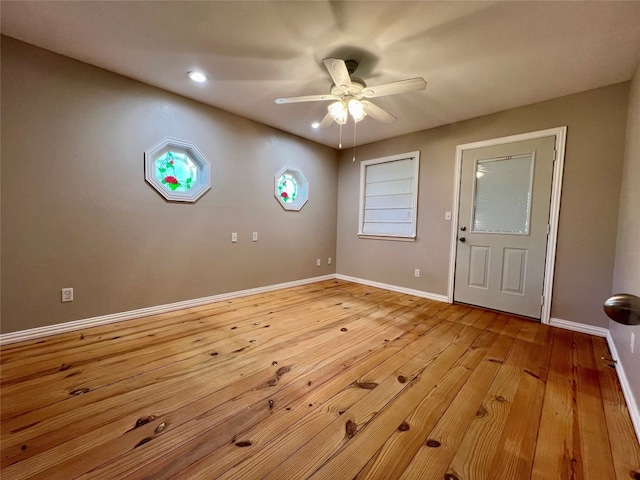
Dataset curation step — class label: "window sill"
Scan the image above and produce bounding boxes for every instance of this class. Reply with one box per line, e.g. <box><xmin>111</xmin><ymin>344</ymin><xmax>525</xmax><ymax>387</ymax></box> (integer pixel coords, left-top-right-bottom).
<box><xmin>357</xmin><ymin>234</ymin><xmax>416</xmax><ymax>242</ymax></box>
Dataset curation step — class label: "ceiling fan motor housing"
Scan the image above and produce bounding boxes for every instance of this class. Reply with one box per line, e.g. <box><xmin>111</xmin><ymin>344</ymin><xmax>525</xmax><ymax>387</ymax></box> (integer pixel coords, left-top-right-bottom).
<box><xmin>329</xmin><ymin>59</ymin><xmax>368</xmax><ymax>97</ymax></box>
<box><xmin>344</xmin><ymin>59</ymin><xmax>359</xmax><ymax>75</ymax></box>
<box><xmin>331</xmin><ymin>80</ymin><xmax>366</xmax><ymax>97</ymax></box>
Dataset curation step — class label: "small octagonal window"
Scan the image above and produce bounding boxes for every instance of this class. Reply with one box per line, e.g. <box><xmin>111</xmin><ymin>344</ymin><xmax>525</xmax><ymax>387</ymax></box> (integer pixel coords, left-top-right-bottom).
<box><xmin>145</xmin><ymin>138</ymin><xmax>211</xmax><ymax>202</ymax></box>
<box><xmin>275</xmin><ymin>166</ymin><xmax>308</xmax><ymax>211</ymax></box>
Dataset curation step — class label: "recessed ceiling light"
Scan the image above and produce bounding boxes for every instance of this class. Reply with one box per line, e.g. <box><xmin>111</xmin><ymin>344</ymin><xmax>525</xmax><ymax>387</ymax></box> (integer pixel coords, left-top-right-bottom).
<box><xmin>311</xmin><ymin>122</ymin><xmax>320</xmax><ymax>129</ymax></box>
<box><xmin>188</xmin><ymin>71</ymin><xmax>208</xmax><ymax>83</ymax></box>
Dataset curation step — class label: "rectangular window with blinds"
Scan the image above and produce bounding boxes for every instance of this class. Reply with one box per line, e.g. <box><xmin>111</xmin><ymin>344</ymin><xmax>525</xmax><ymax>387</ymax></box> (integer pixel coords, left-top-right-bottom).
<box><xmin>472</xmin><ymin>154</ymin><xmax>534</xmax><ymax>234</ymax></box>
<box><xmin>358</xmin><ymin>151</ymin><xmax>420</xmax><ymax>240</ymax></box>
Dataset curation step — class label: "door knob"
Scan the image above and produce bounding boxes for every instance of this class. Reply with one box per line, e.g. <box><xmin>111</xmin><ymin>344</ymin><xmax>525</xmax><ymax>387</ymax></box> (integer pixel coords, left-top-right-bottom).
<box><xmin>459</xmin><ymin>237</ymin><xmax>466</xmax><ymax>243</ymax></box>
<box><xmin>460</xmin><ymin>226</ymin><xmax>467</xmax><ymax>231</ymax></box>
<box><xmin>604</xmin><ymin>294</ymin><xmax>640</xmax><ymax>325</ymax></box>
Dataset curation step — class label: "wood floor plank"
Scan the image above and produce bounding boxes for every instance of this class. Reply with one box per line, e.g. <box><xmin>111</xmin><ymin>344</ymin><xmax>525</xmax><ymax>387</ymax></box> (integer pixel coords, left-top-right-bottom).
<box><xmin>591</xmin><ymin>337</ymin><xmax>640</xmax><ymax>479</ymax></box>
<box><xmin>485</xmin><ymin>323</ymin><xmax>554</xmax><ymax>479</ymax></box>
<box><xmin>1</xmin><ymin>286</ymin><xmax>402</xmax><ymax>420</ymax></box>
<box><xmin>0</xmin><ymin>282</ymin><xmax>342</xmax><ymax>367</ymax></box>
<box><xmin>445</xmin><ymin>332</ymin><xmax>538</xmax><ymax>479</ymax></box>
<box><xmin>397</xmin><ymin>328</ymin><xmax>516</xmax><ymax>480</ymax></box>
<box><xmin>1</xmin><ymin>280</ymin><xmax>637</xmax><ymax>480</ymax></box>
<box><xmin>312</xmin><ymin>329</ymin><xmax>503</xmax><ymax>480</ymax></box>
<box><xmin>466</xmin><ymin>310</ymin><xmax>499</xmax><ymax>331</ymax></box>
<box><xmin>85</xmin><ymin>314</ymin><xmax>444</xmax><ymax>479</ymax></box>
<box><xmin>2</xmin><ymin>298</ymin><xmax>421</xmax><ymax>477</ymax></box>
<box><xmin>355</xmin><ymin>446</ymin><xmax>384</xmax><ymax>479</ymax></box>
<box><xmin>454</xmin><ymin>307</ymin><xmax>486</xmax><ymax>327</ymax></box>
<box><xmin>0</xmin><ymin>283</ymin><xmax>396</xmax><ymax>381</ymax></box>
<box><xmin>59</xmin><ymin>343</ymin><xmax>384</xmax><ymax>480</ymax></box>
<box><xmin>531</xmin><ymin>328</ymin><xmax>576</xmax><ymax>480</ymax></box>
<box><xmin>571</xmin><ymin>331</ymin><xmax>617</xmax><ymax>480</ymax></box>
<box><xmin>1</xmin><ymin>289</ymin><xmax>409</xmax><ymax>454</ymax></box>
<box><xmin>216</xmin><ymin>323</ymin><xmax>475</xmax><ymax>480</ymax></box>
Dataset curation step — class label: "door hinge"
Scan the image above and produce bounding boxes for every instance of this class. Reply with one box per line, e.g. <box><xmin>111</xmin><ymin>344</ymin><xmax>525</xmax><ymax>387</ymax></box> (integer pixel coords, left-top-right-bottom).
<box><xmin>553</xmin><ymin>149</ymin><xmax>557</xmax><ymax>161</ymax></box>
<box><xmin>541</xmin><ymin>295</ymin><xmax>545</xmax><ymax>306</ymax></box>
<box><xmin>547</xmin><ymin>224</ymin><xmax>551</xmax><ymax>235</ymax></box>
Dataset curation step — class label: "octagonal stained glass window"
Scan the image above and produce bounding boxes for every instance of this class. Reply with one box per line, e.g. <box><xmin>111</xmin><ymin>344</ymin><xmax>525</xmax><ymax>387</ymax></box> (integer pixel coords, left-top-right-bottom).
<box><xmin>145</xmin><ymin>138</ymin><xmax>211</xmax><ymax>202</ymax></box>
<box><xmin>275</xmin><ymin>166</ymin><xmax>308</xmax><ymax>211</ymax></box>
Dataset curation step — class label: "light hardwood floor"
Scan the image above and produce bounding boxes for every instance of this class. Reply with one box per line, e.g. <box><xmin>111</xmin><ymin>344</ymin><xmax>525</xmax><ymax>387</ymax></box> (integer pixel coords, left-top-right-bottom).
<box><xmin>1</xmin><ymin>280</ymin><xmax>639</xmax><ymax>479</ymax></box>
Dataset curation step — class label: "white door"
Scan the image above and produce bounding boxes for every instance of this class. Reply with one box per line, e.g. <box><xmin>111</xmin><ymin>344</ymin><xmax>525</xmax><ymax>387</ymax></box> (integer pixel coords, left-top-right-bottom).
<box><xmin>454</xmin><ymin>136</ymin><xmax>555</xmax><ymax>319</ymax></box>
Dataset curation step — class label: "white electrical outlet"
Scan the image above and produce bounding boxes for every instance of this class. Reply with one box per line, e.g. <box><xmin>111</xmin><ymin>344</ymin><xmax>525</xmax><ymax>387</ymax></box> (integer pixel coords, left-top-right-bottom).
<box><xmin>631</xmin><ymin>332</ymin><xmax>635</xmax><ymax>354</ymax></box>
<box><xmin>61</xmin><ymin>288</ymin><xmax>73</xmax><ymax>302</ymax></box>
<box><xmin>252</xmin><ymin>232</ymin><xmax>258</xmax><ymax>242</ymax></box>
<box><xmin>414</xmin><ymin>269</ymin><xmax>420</xmax><ymax>278</ymax></box>
<box><xmin>328</xmin><ymin>257</ymin><xmax>332</xmax><ymax>265</ymax></box>
<box><xmin>231</xmin><ymin>232</ymin><xmax>237</xmax><ymax>243</ymax></box>
<box><xmin>316</xmin><ymin>259</ymin><xmax>321</xmax><ymax>267</ymax></box>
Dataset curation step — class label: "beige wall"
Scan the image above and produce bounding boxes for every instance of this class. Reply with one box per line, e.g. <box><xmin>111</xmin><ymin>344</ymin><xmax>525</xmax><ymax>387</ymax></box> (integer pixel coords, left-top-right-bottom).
<box><xmin>0</xmin><ymin>37</ymin><xmax>338</xmax><ymax>334</ymax></box>
<box><xmin>610</xmin><ymin>60</ymin><xmax>640</xmax><ymax>411</ymax></box>
<box><xmin>337</xmin><ymin>83</ymin><xmax>629</xmax><ymax>328</ymax></box>
<box><xmin>0</xmin><ymin>35</ymin><xmax>632</xmax><ymax>338</ymax></box>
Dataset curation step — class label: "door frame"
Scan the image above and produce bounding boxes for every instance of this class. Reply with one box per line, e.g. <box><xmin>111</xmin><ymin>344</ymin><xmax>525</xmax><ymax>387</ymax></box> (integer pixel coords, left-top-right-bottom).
<box><xmin>447</xmin><ymin>126</ymin><xmax>567</xmax><ymax>324</ymax></box>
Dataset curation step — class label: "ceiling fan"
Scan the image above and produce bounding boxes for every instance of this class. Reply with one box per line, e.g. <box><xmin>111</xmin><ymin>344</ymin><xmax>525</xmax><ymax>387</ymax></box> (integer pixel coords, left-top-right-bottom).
<box><xmin>275</xmin><ymin>58</ymin><xmax>427</xmax><ymax>129</ymax></box>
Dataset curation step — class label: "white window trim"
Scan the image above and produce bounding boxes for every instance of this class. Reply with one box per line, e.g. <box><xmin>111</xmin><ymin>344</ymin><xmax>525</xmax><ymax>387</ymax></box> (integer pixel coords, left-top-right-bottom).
<box><xmin>358</xmin><ymin>151</ymin><xmax>420</xmax><ymax>241</ymax></box>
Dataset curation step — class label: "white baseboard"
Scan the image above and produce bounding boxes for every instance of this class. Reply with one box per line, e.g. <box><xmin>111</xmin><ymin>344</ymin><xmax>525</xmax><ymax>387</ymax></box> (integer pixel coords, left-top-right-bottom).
<box><xmin>606</xmin><ymin>331</ymin><xmax>640</xmax><ymax>443</ymax></box>
<box><xmin>335</xmin><ymin>274</ymin><xmax>449</xmax><ymax>303</ymax></box>
<box><xmin>549</xmin><ymin>317</ymin><xmax>608</xmax><ymax>337</ymax></box>
<box><xmin>0</xmin><ymin>274</ymin><xmax>446</xmax><ymax>346</ymax></box>
<box><xmin>0</xmin><ymin>275</ymin><xmax>336</xmax><ymax>346</ymax></box>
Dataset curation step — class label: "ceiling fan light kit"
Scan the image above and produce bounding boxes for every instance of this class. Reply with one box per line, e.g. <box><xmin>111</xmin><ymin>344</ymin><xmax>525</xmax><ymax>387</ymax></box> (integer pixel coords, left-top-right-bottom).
<box><xmin>347</xmin><ymin>98</ymin><xmax>366</xmax><ymax>122</ymax></box>
<box><xmin>328</xmin><ymin>100</ymin><xmax>349</xmax><ymax>125</ymax></box>
<box><xmin>274</xmin><ymin>57</ymin><xmax>426</xmax><ymax>152</ymax></box>
<box><xmin>327</xmin><ymin>97</ymin><xmax>366</xmax><ymax>125</ymax></box>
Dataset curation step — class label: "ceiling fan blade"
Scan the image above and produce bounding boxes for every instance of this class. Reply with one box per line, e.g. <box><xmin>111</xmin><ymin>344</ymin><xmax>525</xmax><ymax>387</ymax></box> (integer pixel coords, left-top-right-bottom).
<box><xmin>318</xmin><ymin>112</ymin><xmax>335</xmax><ymax>128</ymax></box>
<box><xmin>275</xmin><ymin>94</ymin><xmax>335</xmax><ymax>104</ymax></box>
<box><xmin>361</xmin><ymin>77</ymin><xmax>426</xmax><ymax>98</ymax></box>
<box><xmin>362</xmin><ymin>101</ymin><xmax>397</xmax><ymax>123</ymax></box>
<box><xmin>323</xmin><ymin>58</ymin><xmax>352</xmax><ymax>90</ymax></box>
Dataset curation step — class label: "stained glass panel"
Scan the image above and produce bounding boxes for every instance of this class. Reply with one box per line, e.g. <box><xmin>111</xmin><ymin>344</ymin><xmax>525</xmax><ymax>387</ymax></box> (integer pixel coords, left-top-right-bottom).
<box><xmin>277</xmin><ymin>173</ymin><xmax>298</xmax><ymax>203</ymax></box>
<box><xmin>154</xmin><ymin>151</ymin><xmax>198</xmax><ymax>193</ymax></box>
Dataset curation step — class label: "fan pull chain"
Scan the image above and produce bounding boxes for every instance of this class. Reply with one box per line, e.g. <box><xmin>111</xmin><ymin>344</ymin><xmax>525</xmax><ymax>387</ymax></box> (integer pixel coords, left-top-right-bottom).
<box><xmin>338</xmin><ymin>124</ymin><xmax>343</xmax><ymax>149</ymax></box>
<box><xmin>352</xmin><ymin>121</ymin><xmax>357</xmax><ymax>162</ymax></box>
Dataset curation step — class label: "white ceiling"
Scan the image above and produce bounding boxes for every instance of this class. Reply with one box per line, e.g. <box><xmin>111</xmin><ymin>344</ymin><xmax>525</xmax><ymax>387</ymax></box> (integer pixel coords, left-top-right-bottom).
<box><xmin>2</xmin><ymin>1</ymin><xmax>640</xmax><ymax>149</ymax></box>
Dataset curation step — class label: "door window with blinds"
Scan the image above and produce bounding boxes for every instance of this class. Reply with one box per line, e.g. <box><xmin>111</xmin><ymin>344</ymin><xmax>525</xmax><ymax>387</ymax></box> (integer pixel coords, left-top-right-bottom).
<box><xmin>358</xmin><ymin>151</ymin><xmax>420</xmax><ymax>240</ymax></box>
<box><xmin>472</xmin><ymin>153</ymin><xmax>534</xmax><ymax>234</ymax></box>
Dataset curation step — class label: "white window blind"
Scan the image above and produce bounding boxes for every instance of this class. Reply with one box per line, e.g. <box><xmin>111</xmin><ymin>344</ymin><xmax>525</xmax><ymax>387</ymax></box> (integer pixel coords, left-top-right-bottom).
<box><xmin>472</xmin><ymin>154</ymin><xmax>534</xmax><ymax>234</ymax></box>
<box><xmin>358</xmin><ymin>151</ymin><xmax>420</xmax><ymax>239</ymax></box>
